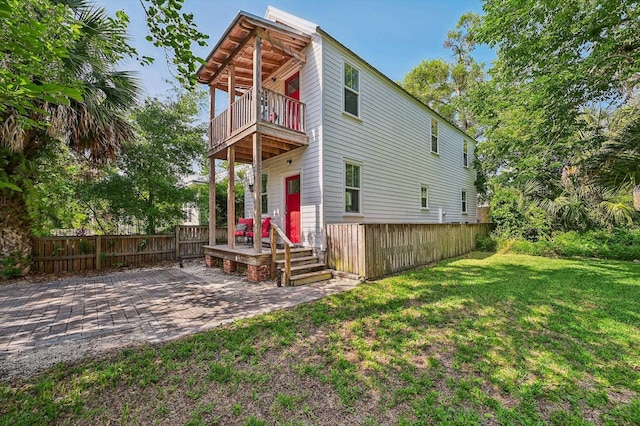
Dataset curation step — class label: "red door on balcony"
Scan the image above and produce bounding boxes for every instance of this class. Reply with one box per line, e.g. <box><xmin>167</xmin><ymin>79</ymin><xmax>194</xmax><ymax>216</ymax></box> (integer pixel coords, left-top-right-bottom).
<box><xmin>285</xmin><ymin>174</ymin><xmax>301</xmax><ymax>244</ymax></box>
<box><xmin>285</xmin><ymin>72</ymin><xmax>300</xmax><ymax>131</ymax></box>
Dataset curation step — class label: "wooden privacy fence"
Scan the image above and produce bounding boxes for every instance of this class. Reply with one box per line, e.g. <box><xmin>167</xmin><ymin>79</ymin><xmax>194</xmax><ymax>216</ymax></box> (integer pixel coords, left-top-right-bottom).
<box><xmin>31</xmin><ymin>226</ymin><xmax>227</xmax><ymax>274</ymax></box>
<box><xmin>326</xmin><ymin>223</ymin><xmax>492</xmax><ymax>280</ymax></box>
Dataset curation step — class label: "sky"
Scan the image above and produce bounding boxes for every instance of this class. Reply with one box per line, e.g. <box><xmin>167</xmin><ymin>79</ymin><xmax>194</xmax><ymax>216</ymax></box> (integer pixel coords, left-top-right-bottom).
<box><xmin>102</xmin><ymin>0</ymin><xmax>494</xmax><ymax>100</ymax></box>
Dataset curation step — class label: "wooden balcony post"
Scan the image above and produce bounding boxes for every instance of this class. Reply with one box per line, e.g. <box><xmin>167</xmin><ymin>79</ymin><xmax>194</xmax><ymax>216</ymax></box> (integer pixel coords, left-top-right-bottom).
<box><xmin>227</xmin><ymin>147</ymin><xmax>235</xmax><ymax>249</ymax></box>
<box><xmin>209</xmin><ymin>84</ymin><xmax>217</xmax><ymax>246</ymax></box>
<box><xmin>227</xmin><ymin>64</ymin><xmax>235</xmax><ymax>136</ymax></box>
<box><xmin>253</xmin><ymin>34</ymin><xmax>263</xmax><ymax>253</ymax></box>
<box><xmin>254</xmin><ymin>35</ymin><xmax>262</xmax><ymax>123</ymax></box>
<box><xmin>209</xmin><ymin>85</ymin><xmax>215</xmax><ymax>149</ymax></box>
<box><xmin>209</xmin><ymin>156</ymin><xmax>216</xmax><ymax>246</ymax></box>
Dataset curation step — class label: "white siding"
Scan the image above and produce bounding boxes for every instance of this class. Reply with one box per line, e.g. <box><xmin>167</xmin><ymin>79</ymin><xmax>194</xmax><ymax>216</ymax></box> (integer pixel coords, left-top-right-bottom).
<box><xmin>321</xmin><ymin>37</ymin><xmax>477</xmax><ymax>225</ymax></box>
<box><xmin>245</xmin><ymin>33</ymin><xmax>324</xmax><ymax>249</ymax></box>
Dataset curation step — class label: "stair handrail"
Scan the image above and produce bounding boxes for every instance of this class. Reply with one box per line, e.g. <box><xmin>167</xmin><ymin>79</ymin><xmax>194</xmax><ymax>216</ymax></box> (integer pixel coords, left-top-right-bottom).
<box><xmin>270</xmin><ymin>222</ymin><xmax>295</xmax><ymax>286</ymax></box>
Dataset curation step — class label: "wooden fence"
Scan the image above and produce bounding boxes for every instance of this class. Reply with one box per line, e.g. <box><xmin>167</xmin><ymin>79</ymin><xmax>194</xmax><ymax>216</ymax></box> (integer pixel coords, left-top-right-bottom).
<box><xmin>326</xmin><ymin>223</ymin><xmax>492</xmax><ymax>280</ymax></box>
<box><xmin>31</xmin><ymin>226</ymin><xmax>227</xmax><ymax>274</ymax></box>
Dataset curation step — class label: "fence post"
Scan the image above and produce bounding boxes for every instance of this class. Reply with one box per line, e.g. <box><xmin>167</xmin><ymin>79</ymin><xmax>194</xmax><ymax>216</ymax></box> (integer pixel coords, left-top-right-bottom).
<box><xmin>95</xmin><ymin>235</ymin><xmax>102</xmax><ymax>270</ymax></box>
<box><xmin>175</xmin><ymin>225</ymin><xmax>180</xmax><ymax>260</ymax></box>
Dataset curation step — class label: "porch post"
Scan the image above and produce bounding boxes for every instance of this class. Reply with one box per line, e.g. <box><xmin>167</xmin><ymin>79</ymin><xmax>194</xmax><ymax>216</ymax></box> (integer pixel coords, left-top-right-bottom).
<box><xmin>227</xmin><ymin>64</ymin><xmax>236</xmax><ymax>249</ymax></box>
<box><xmin>227</xmin><ymin>64</ymin><xmax>235</xmax><ymax>134</ymax></box>
<box><xmin>228</xmin><ymin>147</ymin><xmax>235</xmax><ymax>248</ymax></box>
<box><xmin>253</xmin><ymin>35</ymin><xmax>263</xmax><ymax>253</ymax></box>
<box><xmin>208</xmin><ymin>85</ymin><xmax>216</xmax><ymax>246</ymax></box>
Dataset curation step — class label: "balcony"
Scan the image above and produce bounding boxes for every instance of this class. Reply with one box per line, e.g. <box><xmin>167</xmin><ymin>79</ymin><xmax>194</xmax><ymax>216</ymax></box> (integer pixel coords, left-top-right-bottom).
<box><xmin>208</xmin><ymin>87</ymin><xmax>308</xmax><ymax>163</ymax></box>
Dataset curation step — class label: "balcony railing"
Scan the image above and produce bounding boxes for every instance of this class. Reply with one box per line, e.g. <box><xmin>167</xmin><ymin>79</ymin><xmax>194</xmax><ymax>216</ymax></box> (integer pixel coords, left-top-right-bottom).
<box><xmin>210</xmin><ymin>87</ymin><xmax>306</xmax><ymax>149</ymax></box>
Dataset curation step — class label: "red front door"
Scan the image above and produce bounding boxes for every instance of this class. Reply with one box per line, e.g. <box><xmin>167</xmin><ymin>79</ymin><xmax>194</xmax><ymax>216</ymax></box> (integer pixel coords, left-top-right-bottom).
<box><xmin>285</xmin><ymin>72</ymin><xmax>300</xmax><ymax>131</ymax></box>
<box><xmin>285</xmin><ymin>174</ymin><xmax>301</xmax><ymax>244</ymax></box>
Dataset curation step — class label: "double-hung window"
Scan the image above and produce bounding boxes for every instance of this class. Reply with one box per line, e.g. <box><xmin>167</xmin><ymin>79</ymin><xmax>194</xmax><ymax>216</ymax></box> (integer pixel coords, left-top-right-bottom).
<box><xmin>421</xmin><ymin>185</ymin><xmax>429</xmax><ymax>209</ymax></box>
<box><xmin>345</xmin><ymin>162</ymin><xmax>361</xmax><ymax>213</ymax></box>
<box><xmin>463</xmin><ymin>140</ymin><xmax>469</xmax><ymax>167</ymax></box>
<box><xmin>431</xmin><ymin>119</ymin><xmax>439</xmax><ymax>153</ymax></box>
<box><xmin>344</xmin><ymin>63</ymin><xmax>360</xmax><ymax>117</ymax></box>
<box><xmin>261</xmin><ymin>174</ymin><xmax>268</xmax><ymax>213</ymax></box>
<box><xmin>461</xmin><ymin>190</ymin><xmax>468</xmax><ymax>214</ymax></box>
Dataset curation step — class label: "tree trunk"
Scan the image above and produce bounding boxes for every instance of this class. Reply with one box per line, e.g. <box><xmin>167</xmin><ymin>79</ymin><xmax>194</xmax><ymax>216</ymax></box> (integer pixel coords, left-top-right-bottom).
<box><xmin>0</xmin><ymin>191</ymin><xmax>32</xmax><ymax>278</ymax></box>
<box><xmin>634</xmin><ymin>185</ymin><xmax>640</xmax><ymax>211</ymax></box>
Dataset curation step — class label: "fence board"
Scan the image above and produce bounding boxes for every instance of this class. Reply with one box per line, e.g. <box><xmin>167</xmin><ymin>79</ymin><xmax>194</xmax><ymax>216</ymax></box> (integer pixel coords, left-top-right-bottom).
<box><xmin>31</xmin><ymin>226</ymin><xmax>229</xmax><ymax>274</ymax></box>
<box><xmin>326</xmin><ymin>223</ymin><xmax>491</xmax><ymax>280</ymax></box>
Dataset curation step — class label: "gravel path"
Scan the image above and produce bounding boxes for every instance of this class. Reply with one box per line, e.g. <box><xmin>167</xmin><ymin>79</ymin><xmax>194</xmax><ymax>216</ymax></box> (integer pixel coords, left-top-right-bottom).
<box><xmin>0</xmin><ymin>261</ymin><xmax>359</xmax><ymax>379</ymax></box>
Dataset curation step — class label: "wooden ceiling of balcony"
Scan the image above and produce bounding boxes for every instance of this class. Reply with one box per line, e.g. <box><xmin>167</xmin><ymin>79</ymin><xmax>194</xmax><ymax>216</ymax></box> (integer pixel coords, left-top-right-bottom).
<box><xmin>197</xmin><ymin>13</ymin><xmax>311</xmax><ymax>92</ymax></box>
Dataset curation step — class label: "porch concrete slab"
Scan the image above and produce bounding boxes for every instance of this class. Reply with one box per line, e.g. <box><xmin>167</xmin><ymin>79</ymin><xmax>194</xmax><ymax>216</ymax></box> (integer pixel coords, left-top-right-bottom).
<box><xmin>0</xmin><ymin>261</ymin><xmax>359</xmax><ymax>379</ymax></box>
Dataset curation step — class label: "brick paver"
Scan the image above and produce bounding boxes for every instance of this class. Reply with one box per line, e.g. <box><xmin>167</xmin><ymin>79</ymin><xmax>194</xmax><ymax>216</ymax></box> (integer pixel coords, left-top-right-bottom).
<box><xmin>0</xmin><ymin>265</ymin><xmax>359</xmax><ymax>357</ymax></box>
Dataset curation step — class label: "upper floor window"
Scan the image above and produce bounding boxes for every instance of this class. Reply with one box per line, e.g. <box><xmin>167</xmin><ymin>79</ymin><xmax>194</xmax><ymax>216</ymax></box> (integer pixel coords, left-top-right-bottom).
<box><xmin>461</xmin><ymin>190</ymin><xmax>468</xmax><ymax>213</ymax></box>
<box><xmin>431</xmin><ymin>119</ymin><xmax>439</xmax><ymax>153</ymax></box>
<box><xmin>345</xmin><ymin>162</ymin><xmax>361</xmax><ymax>213</ymax></box>
<box><xmin>261</xmin><ymin>174</ymin><xmax>268</xmax><ymax>213</ymax></box>
<box><xmin>344</xmin><ymin>63</ymin><xmax>360</xmax><ymax>117</ymax></box>
<box><xmin>421</xmin><ymin>185</ymin><xmax>429</xmax><ymax>209</ymax></box>
<box><xmin>463</xmin><ymin>140</ymin><xmax>469</xmax><ymax>167</ymax></box>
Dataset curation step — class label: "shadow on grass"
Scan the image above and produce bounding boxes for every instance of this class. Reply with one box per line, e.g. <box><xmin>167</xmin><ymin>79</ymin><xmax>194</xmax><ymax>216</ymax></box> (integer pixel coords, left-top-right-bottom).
<box><xmin>2</xmin><ymin>253</ymin><xmax>639</xmax><ymax>425</ymax></box>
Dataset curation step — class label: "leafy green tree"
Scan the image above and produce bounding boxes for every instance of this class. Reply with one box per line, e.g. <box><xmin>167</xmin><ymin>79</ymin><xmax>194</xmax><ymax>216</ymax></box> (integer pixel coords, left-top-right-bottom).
<box><xmin>1</xmin><ymin>0</ymin><xmax>209</xmax><ymax>276</ymax></box>
<box><xmin>474</xmin><ymin>0</ymin><xmax>640</xmax><ymax>182</ymax></box>
<box><xmin>477</xmin><ymin>0</ymin><xmax>640</xmax><ymax>125</ymax></box>
<box><xmin>1</xmin><ymin>0</ymin><xmax>139</xmax><ymax>277</ymax></box>
<box><xmin>401</xmin><ymin>12</ymin><xmax>484</xmax><ymax>136</ymax></box>
<box><xmin>87</xmin><ymin>90</ymin><xmax>206</xmax><ymax>234</ymax></box>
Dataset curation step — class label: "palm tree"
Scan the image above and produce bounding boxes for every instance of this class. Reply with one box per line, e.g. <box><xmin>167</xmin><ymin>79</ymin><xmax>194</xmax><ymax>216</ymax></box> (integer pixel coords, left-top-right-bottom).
<box><xmin>0</xmin><ymin>0</ymin><xmax>139</xmax><ymax>277</ymax></box>
<box><xmin>581</xmin><ymin>100</ymin><xmax>640</xmax><ymax>211</ymax></box>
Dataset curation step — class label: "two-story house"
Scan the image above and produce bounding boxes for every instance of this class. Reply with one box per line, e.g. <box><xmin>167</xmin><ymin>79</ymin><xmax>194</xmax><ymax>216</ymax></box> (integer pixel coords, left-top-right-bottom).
<box><xmin>198</xmin><ymin>7</ymin><xmax>477</xmax><ymax>284</ymax></box>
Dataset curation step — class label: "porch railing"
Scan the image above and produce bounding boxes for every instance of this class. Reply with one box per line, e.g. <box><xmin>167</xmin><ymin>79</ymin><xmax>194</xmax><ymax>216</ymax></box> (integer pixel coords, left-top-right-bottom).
<box><xmin>270</xmin><ymin>221</ymin><xmax>295</xmax><ymax>286</ymax></box>
<box><xmin>210</xmin><ymin>87</ymin><xmax>306</xmax><ymax>149</ymax></box>
<box><xmin>261</xmin><ymin>88</ymin><xmax>306</xmax><ymax>133</ymax></box>
<box><xmin>210</xmin><ymin>109</ymin><xmax>228</xmax><ymax>149</ymax></box>
<box><xmin>231</xmin><ymin>89</ymin><xmax>254</xmax><ymax>134</ymax></box>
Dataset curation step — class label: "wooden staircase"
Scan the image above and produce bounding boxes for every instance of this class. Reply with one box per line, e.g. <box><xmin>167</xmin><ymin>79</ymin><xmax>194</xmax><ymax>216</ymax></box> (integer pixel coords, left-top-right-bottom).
<box><xmin>274</xmin><ymin>247</ymin><xmax>333</xmax><ymax>286</ymax></box>
<box><xmin>270</xmin><ymin>224</ymin><xmax>333</xmax><ymax>286</ymax></box>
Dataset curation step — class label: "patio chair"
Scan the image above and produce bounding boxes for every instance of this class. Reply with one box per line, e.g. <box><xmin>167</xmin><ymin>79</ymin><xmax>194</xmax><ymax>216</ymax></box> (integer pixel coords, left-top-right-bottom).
<box><xmin>246</xmin><ymin>217</ymin><xmax>272</xmax><ymax>246</ymax></box>
<box><xmin>235</xmin><ymin>218</ymin><xmax>253</xmax><ymax>245</ymax></box>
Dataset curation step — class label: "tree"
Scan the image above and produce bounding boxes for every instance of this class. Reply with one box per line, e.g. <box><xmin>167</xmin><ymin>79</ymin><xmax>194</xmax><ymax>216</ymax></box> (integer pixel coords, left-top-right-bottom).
<box><xmin>477</xmin><ymin>0</ymin><xmax>640</xmax><ymax>124</ymax></box>
<box><xmin>86</xmin><ymin>90</ymin><xmax>206</xmax><ymax>234</ymax></box>
<box><xmin>474</xmin><ymin>0</ymin><xmax>640</xmax><ymax>181</ymax></box>
<box><xmin>1</xmin><ymin>0</ymin><xmax>139</xmax><ymax>277</ymax></box>
<box><xmin>401</xmin><ymin>12</ymin><xmax>485</xmax><ymax>137</ymax></box>
<box><xmin>1</xmin><ymin>0</ymin><xmax>209</xmax><ymax>276</ymax></box>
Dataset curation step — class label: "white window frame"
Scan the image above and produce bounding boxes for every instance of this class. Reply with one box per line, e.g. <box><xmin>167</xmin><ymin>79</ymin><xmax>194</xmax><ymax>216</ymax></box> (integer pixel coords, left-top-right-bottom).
<box><xmin>344</xmin><ymin>160</ymin><xmax>362</xmax><ymax>214</ymax></box>
<box><xmin>463</xmin><ymin>140</ymin><xmax>469</xmax><ymax>167</ymax></box>
<box><xmin>461</xmin><ymin>190</ymin><xmax>468</xmax><ymax>214</ymax></box>
<box><xmin>343</xmin><ymin>61</ymin><xmax>360</xmax><ymax>118</ymax></box>
<box><xmin>420</xmin><ymin>184</ymin><xmax>429</xmax><ymax>210</ymax></box>
<box><xmin>431</xmin><ymin>119</ymin><xmax>439</xmax><ymax>154</ymax></box>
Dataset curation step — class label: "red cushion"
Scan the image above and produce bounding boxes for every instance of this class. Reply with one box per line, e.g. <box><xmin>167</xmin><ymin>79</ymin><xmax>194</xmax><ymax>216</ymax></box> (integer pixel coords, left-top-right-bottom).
<box><xmin>238</xmin><ymin>218</ymin><xmax>253</xmax><ymax>228</ymax></box>
<box><xmin>261</xmin><ymin>217</ymin><xmax>272</xmax><ymax>237</ymax></box>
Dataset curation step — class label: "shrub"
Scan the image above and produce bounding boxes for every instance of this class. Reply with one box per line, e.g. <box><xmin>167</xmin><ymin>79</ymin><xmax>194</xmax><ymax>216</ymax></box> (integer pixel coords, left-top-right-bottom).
<box><xmin>504</xmin><ymin>228</ymin><xmax>640</xmax><ymax>261</ymax></box>
<box><xmin>475</xmin><ymin>234</ymin><xmax>497</xmax><ymax>252</ymax></box>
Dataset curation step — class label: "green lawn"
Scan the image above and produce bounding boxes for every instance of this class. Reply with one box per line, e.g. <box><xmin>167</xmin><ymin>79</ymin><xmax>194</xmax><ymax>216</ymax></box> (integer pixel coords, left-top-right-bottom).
<box><xmin>2</xmin><ymin>253</ymin><xmax>639</xmax><ymax>425</ymax></box>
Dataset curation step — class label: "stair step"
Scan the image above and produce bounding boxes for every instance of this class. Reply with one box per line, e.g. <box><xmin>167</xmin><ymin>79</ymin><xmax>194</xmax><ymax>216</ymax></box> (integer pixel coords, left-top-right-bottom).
<box><xmin>287</xmin><ymin>262</ymin><xmax>327</xmax><ymax>275</ymax></box>
<box><xmin>288</xmin><ymin>269</ymin><xmax>334</xmax><ymax>286</ymax></box>
<box><xmin>274</xmin><ymin>247</ymin><xmax>313</xmax><ymax>260</ymax></box>
<box><xmin>275</xmin><ymin>255</ymin><xmax>318</xmax><ymax>266</ymax></box>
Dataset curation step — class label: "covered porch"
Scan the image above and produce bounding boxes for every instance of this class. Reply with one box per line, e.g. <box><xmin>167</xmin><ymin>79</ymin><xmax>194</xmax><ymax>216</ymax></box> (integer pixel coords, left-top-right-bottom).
<box><xmin>196</xmin><ymin>11</ymin><xmax>311</xmax><ymax>280</ymax></box>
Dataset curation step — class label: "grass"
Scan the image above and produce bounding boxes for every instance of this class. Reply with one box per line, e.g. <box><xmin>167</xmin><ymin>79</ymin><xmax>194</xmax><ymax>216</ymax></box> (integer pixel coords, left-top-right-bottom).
<box><xmin>1</xmin><ymin>253</ymin><xmax>639</xmax><ymax>425</ymax></box>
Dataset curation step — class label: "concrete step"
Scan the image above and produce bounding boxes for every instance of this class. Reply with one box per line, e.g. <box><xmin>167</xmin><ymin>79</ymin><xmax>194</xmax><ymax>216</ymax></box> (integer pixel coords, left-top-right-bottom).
<box><xmin>275</xmin><ymin>255</ymin><xmax>318</xmax><ymax>267</ymax></box>
<box><xmin>288</xmin><ymin>269</ymin><xmax>334</xmax><ymax>286</ymax></box>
